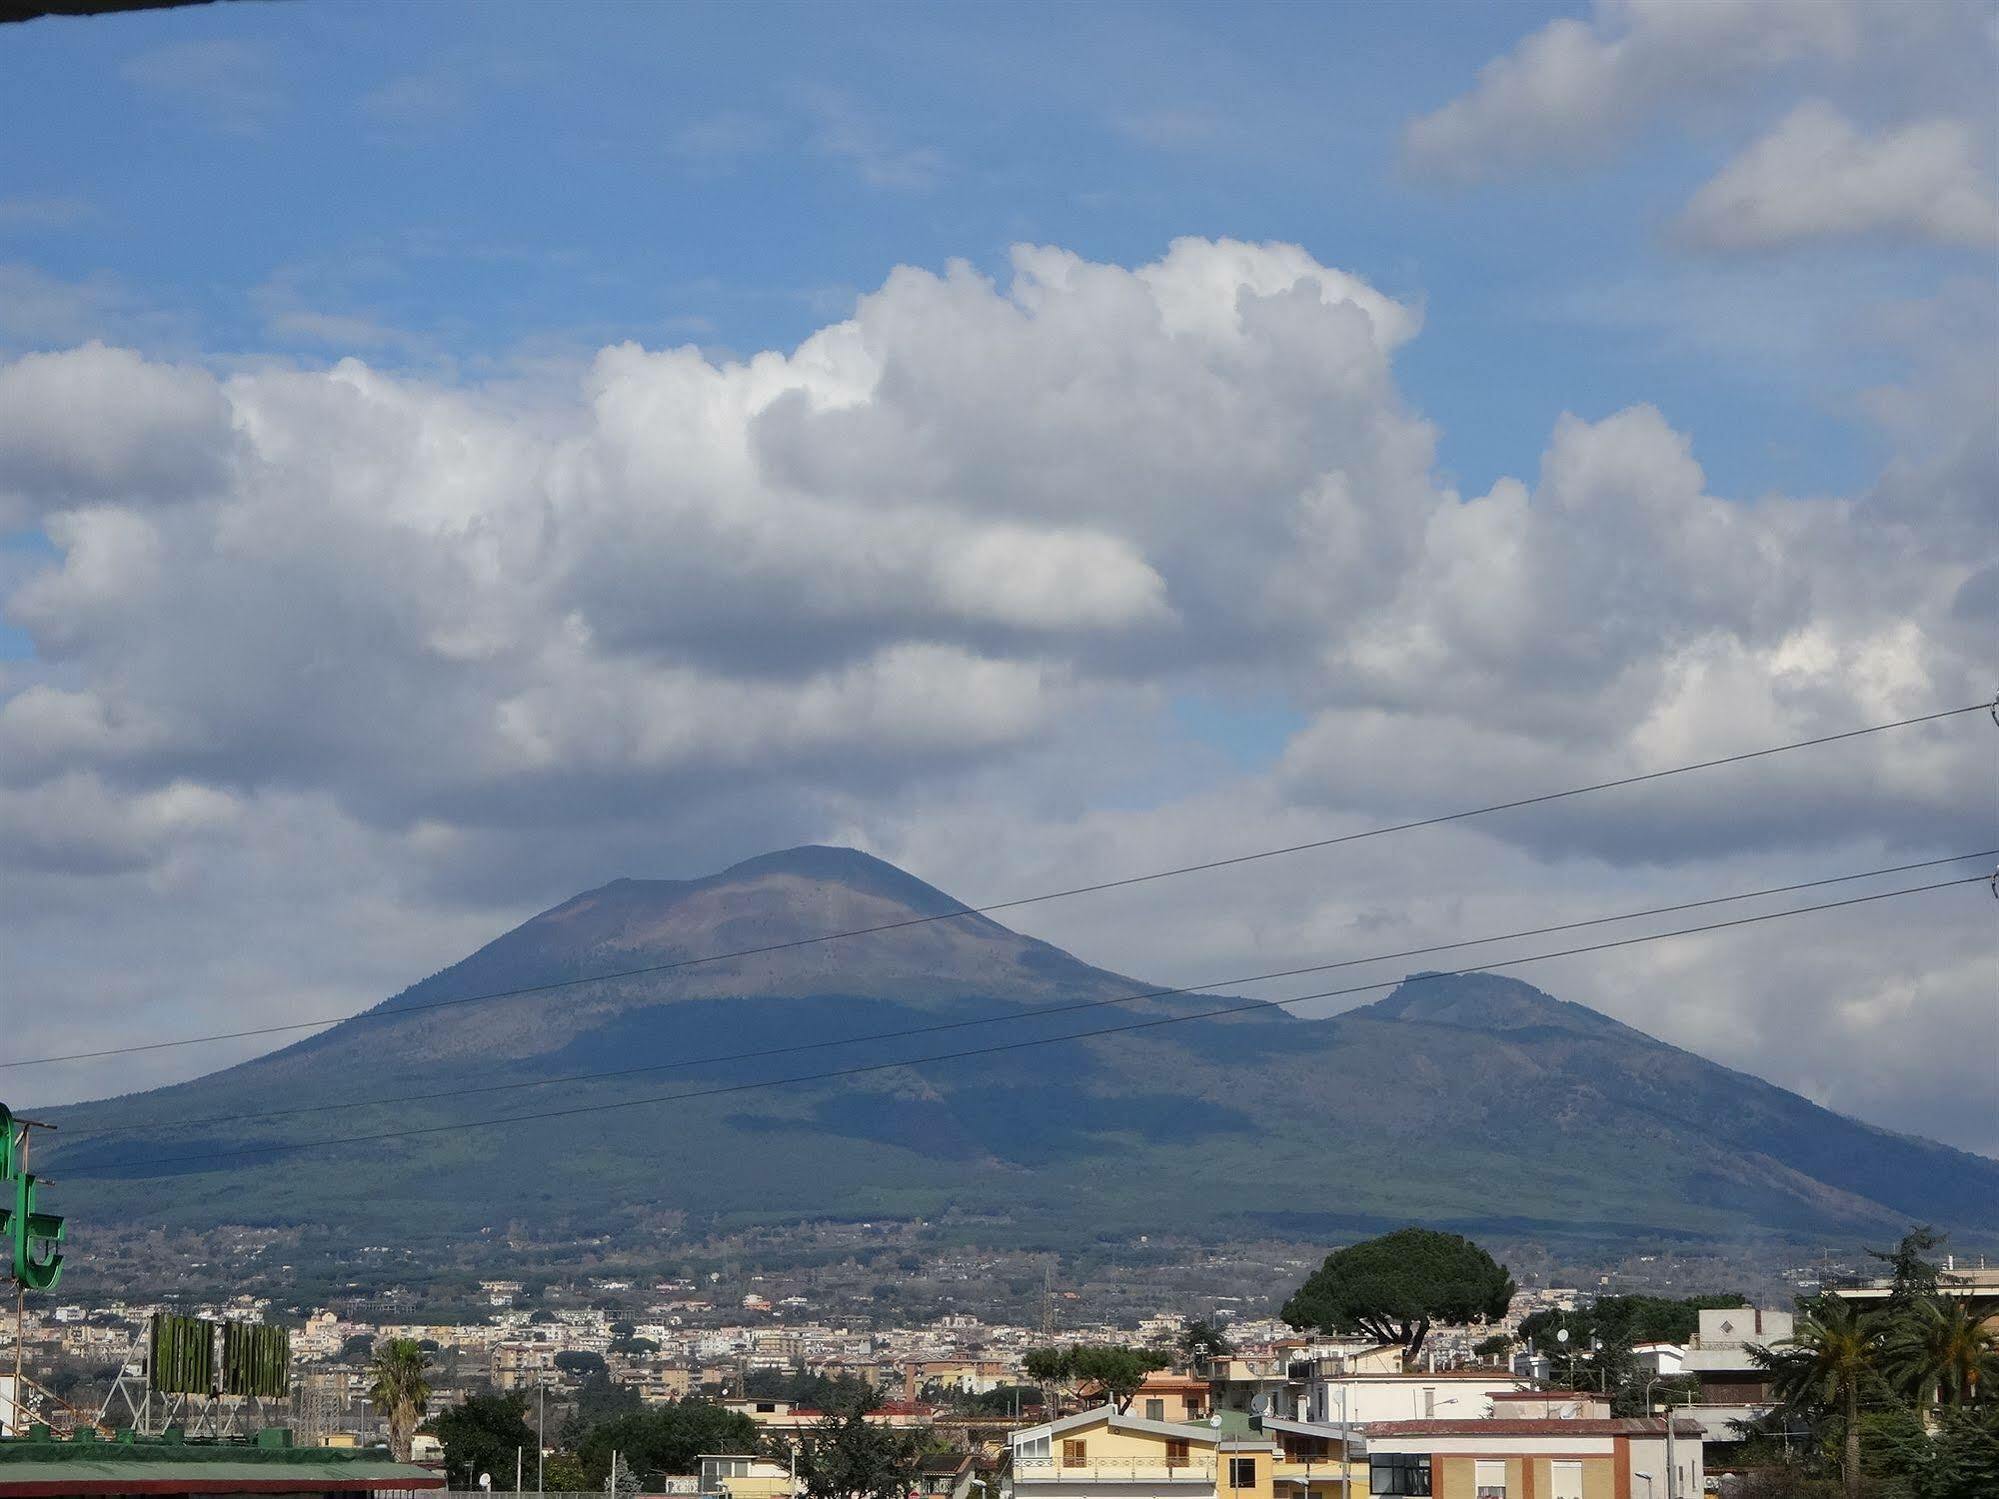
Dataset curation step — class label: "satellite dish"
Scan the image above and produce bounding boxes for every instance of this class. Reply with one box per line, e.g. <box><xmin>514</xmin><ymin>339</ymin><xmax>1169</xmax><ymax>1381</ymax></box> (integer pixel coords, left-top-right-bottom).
<box><xmin>1209</xmin><ymin>1416</ymin><xmax>1223</xmax><ymax>1429</ymax></box>
<box><xmin>1249</xmin><ymin>1395</ymin><xmax>1270</xmax><ymax>1417</ymax></box>
<box><xmin>1555</xmin><ymin>1329</ymin><xmax>1570</xmax><ymax>1344</ymax></box>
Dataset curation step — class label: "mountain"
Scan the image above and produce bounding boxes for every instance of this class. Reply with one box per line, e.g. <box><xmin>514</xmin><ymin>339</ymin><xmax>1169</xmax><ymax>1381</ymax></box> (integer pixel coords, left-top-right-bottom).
<box><xmin>40</xmin><ymin>847</ymin><xmax>1999</xmax><ymax>1258</ymax></box>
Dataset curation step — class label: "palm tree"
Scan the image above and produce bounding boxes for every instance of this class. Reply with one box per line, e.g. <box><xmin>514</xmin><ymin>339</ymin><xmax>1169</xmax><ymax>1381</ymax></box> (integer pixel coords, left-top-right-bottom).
<box><xmin>368</xmin><ymin>1337</ymin><xmax>431</xmax><ymax>1463</ymax></box>
<box><xmin>1883</xmin><ymin>1297</ymin><xmax>1999</xmax><ymax>1414</ymax></box>
<box><xmin>1751</xmin><ymin>1298</ymin><xmax>1885</xmax><ymax>1499</ymax></box>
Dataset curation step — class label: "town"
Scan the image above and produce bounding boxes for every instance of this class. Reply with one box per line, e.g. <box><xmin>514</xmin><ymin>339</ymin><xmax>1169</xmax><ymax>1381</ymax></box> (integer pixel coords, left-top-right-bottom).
<box><xmin>3</xmin><ymin>1224</ymin><xmax>1995</xmax><ymax>1497</ymax></box>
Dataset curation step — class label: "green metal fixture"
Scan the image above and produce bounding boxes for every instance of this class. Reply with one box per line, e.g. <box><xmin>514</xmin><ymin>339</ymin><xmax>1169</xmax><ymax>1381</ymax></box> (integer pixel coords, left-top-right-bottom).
<box><xmin>0</xmin><ymin>1104</ymin><xmax>65</xmax><ymax>1292</ymax></box>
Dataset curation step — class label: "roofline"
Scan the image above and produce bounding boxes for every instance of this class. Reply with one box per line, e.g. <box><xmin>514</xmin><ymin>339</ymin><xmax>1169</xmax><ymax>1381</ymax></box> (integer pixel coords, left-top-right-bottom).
<box><xmin>1011</xmin><ymin>1406</ymin><xmax>1249</xmax><ymax>1446</ymax></box>
<box><xmin>1262</xmin><ymin>1418</ymin><xmax>1366</xmax><ymax>1442</ymax></box>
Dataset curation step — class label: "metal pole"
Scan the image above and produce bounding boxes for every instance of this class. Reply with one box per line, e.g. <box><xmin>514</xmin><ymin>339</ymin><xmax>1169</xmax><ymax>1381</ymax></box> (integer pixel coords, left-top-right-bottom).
<box><xmin>517</xmin><ymin>1445</ymin><xmax>523</xmax><ymax>1493</ymax></box>
<box><xmin>537</xmin><ymin>1382</ymin><xmax>545</xmax><ymax>1492</ymax></box>
<box><xmin>9</xmin><ymin>1119</ymin><xmax>39</xmax><ymax>1438</ymax></box>
<box><xmin>1339</xmin><ymin>1385</ymin><xmax>1350</xmax><ymax>1499</ymax></box>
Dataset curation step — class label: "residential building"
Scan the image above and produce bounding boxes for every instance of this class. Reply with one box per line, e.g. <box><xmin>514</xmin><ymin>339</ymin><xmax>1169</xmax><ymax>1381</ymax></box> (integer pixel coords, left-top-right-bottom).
<box><xmin>1300</xmin><ymin>1370</ymin><xmax>1527</xmax><ymax>1427</ymax></box>
<box><xmin>1262</xmin><ymin>1418</ymin><xmax>1368</xmax><ymax>1499</ymax></box>
<box><xmin>1007</xmin><ymin>1405</ymin><xmax>1288</xmax><ymax>1499</ymax></box>
<box><xmin>919</xmin><ymin>1452</ymin><xmax>979</xmax><ymax>1499</ymax></box>
<box><xmin>1826</xmin><ymin>1262</ymin><xmax>1999</xmax><ymax>1328</ymax></box>
<box><xmin>489</xmin><ymin>1342</ymin><xmax>559</xmax><ymax>1391</ymax></box>
<box><xmin>902</xmin><ymin>1357</ymin><xmax>1019</xmax><ymax>1401</ymax></box>
<box><xmin>1124</xmin><ymin>1372</ymin><xmax>1212</xmax><ymax>1424</ymax></box>
<box><xmin>1673</xmin><ymin>1308</ymin><xmax>1792</xmax><ymax>1444</ymax></box>
<box><xmin>700</xmin><ymin>1453</ymin><xmax>799</xmax><ymax>1499</ymax></box>
<box><xmin>1361</xmin><ymin>1407</ymin><xmax>1704</xmax><ymax>1499</ymax></box>
<box><xmin>1205</xmin><ymin>1353</ymin><xmax>1301</xmax><ymax>1417</ymax></box>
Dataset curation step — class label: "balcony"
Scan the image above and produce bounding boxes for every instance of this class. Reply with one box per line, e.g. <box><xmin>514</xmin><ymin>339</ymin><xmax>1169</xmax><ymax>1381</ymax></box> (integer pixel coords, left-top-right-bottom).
<box><xmin>1014</xmin><ymin>1458</ymin><xmax>1219</xmax><ymax>1484</ymax></box>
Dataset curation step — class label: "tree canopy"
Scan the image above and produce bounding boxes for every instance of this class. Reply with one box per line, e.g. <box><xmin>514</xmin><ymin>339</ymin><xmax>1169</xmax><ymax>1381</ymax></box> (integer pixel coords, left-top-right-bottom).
<box><xmin>744</xmin><ymin>1366</ymin><xmax>882</xmax><ymax>1414</ymax></box>
<box><xmin>574</xmin><ymin>1399</ymin><xmax>763</xmax><ymax>1491</ymax></box>
<box><xmin>1753</xmin><ymin>1297</ymin><xmax>1886</xmax><ymax>1499</ymax></box>
<box><xmin>795</xmin><ymin>1409</ymin><xmax>928</xmax><ymax>1499</ymax></box>
<box><xmin>367</xmin><ymin>1338</ymin><xmax>431</xmax><ymax>1464</ymax></box>
<box><xmin>1281</xmin><ymin>1228</ymin><xmax>1515</xmax><ymax>1359</ymax></box>
<box><xmin>433</xmin><ymin>1392</ymin><xmax>536</xmax><ymax>1492</ymax></box>
<box><xmin>1022</xmin><ymin>1345</ymin><xmax>1169</xmax><ymax>1413</ymax></box>
<box><xmin>1517</xmin><ymin>1293</ymin><xmax>1745</xmax><ymax>1353</ymax></box>
<box><xmin>1178</xmin><ymin>1320</ymin><xmax>1234</xmax><ymax>1362</ymax></box>
<box><xmin>1868</xmin><ymin>1225</ymin><xmax>1945</xmax><ymax>1305</ymax></box>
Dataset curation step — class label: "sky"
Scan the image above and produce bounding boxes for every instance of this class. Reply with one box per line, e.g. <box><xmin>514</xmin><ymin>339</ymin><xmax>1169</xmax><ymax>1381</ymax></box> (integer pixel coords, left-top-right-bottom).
<box><xmin>2</xmin><ymin>0</ymin><xmax>1995</xmax><ymax>1159</ymax></box>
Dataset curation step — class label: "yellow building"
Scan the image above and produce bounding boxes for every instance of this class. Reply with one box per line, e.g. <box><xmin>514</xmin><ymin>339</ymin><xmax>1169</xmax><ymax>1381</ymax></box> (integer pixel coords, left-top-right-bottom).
<box><xmin>1264</xmin><ymin>1418</ymin><xmax>1367</xmax><ymax>1499</ymax></box>
<box><xmin>1119</xmin><ymin>1373</ymin><xmax>1213</xmax><ymax>1425</ymax></box>
<box><xmin>699</xmin><ymin>1453</ymin><xmax>800</xmax><ymax>1499</ymax></box>
<box><xmin>1009</xmin><ymin>1405</ymin><xmax>1328</xmax><ymax>1499</ymax></box>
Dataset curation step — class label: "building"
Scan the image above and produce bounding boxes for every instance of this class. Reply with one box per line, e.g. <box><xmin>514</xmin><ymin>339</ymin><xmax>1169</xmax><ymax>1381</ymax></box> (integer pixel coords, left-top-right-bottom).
<box><xmin>620</xmin><ymin>1362</ymin><xmax>695</xmax><ymax>1404</ymax></box>
<box><xmin>1261</xmin><ymin>1418</ymin><xmax>1368</xmax><ymax>1499</ymax></box>
<box><xmin>902</xmin><ymin>1357</ymin><xmax>1019</xmax><ymax>1401</ymax></box>
<box><xmin>1826</xmin><ymin>1262</ymin><xmax>1999</xmax><ymax>1327</ymax></box>
<box><xmin>1008</xmin><ymin>1405</ymin><xmax>1298</xmax><ymax>1499</ymax></box>
<box><xmin>489</xmin><ymin>1342</ymin><xmax>559</xmax><ymax>1392</ymax></box>
<box><xmin>1361</xmin><ymin>1394</ymin><xmax>1704</xmax><ymax>1499</ymax></box>
<box><xmin>1120</xmin><ymin>1373</ymin><xmax>1212</xmax><ymax>1424</ymax></box>
<box><xmin>1667</xmin><ymin>1308</ymin><xmax>1793</xmax><ymax>1444</ymax></box>
<box><xmin>1299</xmin><ymin>1368</ymin><xmax>1528</xmax><ymax>1427</ymax></box>
<box><xmin>1204</xmin><ymin>1353</ymin><xmax>1302</xmax><ymax>1417</ymax></box>
<box><xmin>699</xmin><ymin>1452</ymin><xmax>799</xmax><ymax>1499</ymax></box>
<box><xmin>918</xmin><ymin>1452</ymin><xmax>979</xmax><ymax>1499</ymax></box>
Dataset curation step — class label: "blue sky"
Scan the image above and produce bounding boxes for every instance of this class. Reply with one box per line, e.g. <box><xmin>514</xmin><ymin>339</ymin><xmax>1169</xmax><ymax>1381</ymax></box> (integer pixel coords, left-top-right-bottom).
<box><xmin>2</xmin><ymin>0</ymin><xmax>1994</xmax><ymax>1155</ymax></box>
<box><xmin>2</xmin><ymin>0</ymin><xmax>1940</xmax><ymax>508</ymax></box>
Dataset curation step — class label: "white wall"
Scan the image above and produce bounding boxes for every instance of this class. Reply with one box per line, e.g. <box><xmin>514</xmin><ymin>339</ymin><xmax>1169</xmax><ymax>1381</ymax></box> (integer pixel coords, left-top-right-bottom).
<box><xmin>1303</xmin><ymin>1375</ymin><xmax>1524</xmax><ymax>1424</ymax></box>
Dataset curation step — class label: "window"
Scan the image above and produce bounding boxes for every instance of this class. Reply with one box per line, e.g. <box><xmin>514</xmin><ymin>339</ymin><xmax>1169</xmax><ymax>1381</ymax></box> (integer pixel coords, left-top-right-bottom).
<box><xmin>1146</xmin><ymin>1398</ymin><xmax>1166</xmax><ymax>1421</ymax></box>
<box><xmin>1369</xmin><ymin>1455</ymin><xmax>1432</xmax><ymax>1497</ymax></box>
<box><xmin>1016</xmin><ymin>1436</ymin><xmax>1049</xmax><ymax>1462</ymax></box>
<box><xmin>1228</xmin><ymin>1458</ymin><xmax>1258</xmax><ymax>1488</ymax></box>
<box><xmin>1474</xmin><ymin>1460</ymin><xmax>1507</xmax><ymax>1498</ymax></box>
<box><xmin>1549</xmin><ymin>1461</ymin><xmax>1583</xmax><ymax>1499</ymax></box>
<box><xmin>1165</xmin><ymin>1439</ymin><xmax>1191</xmax><ymax>1469</ymax></box>
<box><xmin>1062</xmin><ymin>1440</ymin><xmax>1087</xmax><ymax>1470</ymax></box>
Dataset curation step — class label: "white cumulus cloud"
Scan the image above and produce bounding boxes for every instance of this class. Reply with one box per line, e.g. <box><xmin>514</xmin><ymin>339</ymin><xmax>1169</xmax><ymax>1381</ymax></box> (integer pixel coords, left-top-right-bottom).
<box><xmin>1</xmin><ymin>238</ymin><xmax>1992</xmax><ymax>1149</ymax></box>
<box><xmin>1679</xmin><ymin>103</ymin><xmax>1999</xmax><ymax>250</ymax></box>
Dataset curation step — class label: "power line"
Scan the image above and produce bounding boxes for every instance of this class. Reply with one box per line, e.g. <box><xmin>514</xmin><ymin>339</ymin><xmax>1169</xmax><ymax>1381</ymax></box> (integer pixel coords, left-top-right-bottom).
<box><xmin>52</xmin><ymin>871</ymin><xmax>1984</xmax><ymax>1178</ymax></box>
<box><xmin>9</xmin><ymin>700</ymin><xmax>1987</xmax><ymax>1072</ymax></box>
<box><xmin>65</xmin><ymin>850</ymin><xmax>1997</xmax><ymax>1141</ymax></box>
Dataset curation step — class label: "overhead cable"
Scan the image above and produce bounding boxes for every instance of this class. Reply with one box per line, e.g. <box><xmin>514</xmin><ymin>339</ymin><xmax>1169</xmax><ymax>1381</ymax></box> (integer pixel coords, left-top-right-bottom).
<box><xmin>65</xmin><ymin>849</ymin><xmax>1996</xmax><ymax>1141</ymax></box>
<box><xmin>52</xmin><ymin>871</ymin><xmax>1984</xmax><ymax>1177</ymax></box>
<box><xmin>9</xmin><ymin>700</ymin><xmax>1985</xmax><ymax>1072</ymax></box>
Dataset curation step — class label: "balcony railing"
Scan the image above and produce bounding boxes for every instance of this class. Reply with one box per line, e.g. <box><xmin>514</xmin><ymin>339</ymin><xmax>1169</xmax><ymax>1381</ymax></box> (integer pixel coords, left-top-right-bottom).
<box><xmin>1014</xmin><ymin>1458</ymin><xmax>1218</xmax><ymax>1483</ymax></box>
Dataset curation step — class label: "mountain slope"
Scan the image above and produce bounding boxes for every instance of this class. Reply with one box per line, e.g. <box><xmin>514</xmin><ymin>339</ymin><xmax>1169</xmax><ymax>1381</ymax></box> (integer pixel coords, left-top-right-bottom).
<box><xmin>40</xmin><ymin>847</ymin><xmax>1999</xmax><ymax>1254</ymax></box>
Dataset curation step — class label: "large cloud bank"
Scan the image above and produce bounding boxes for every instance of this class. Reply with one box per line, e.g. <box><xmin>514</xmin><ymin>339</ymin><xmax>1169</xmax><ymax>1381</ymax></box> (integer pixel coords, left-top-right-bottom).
<box><xmin>4</xmin><ymin>239</ymin><xmax>1993</xmax><ymax>1148</ymax></box>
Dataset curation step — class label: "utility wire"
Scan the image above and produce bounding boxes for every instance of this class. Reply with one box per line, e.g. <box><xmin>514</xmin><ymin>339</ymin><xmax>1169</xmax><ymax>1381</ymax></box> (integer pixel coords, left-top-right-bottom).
<box><xmin>65</xmin><ymin>850</ymin><xmax>1998</xmax><ymax>1141</ymax></box>
<box><xmin>53</xmin><ymin>872</ymin><xmax>1985</xmax><ymax>1178</ymax></box>
<box><xmin>9</xmin><ymin>700</ymin><xmax>1987</xmax><ymax>1072</ymax></box>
